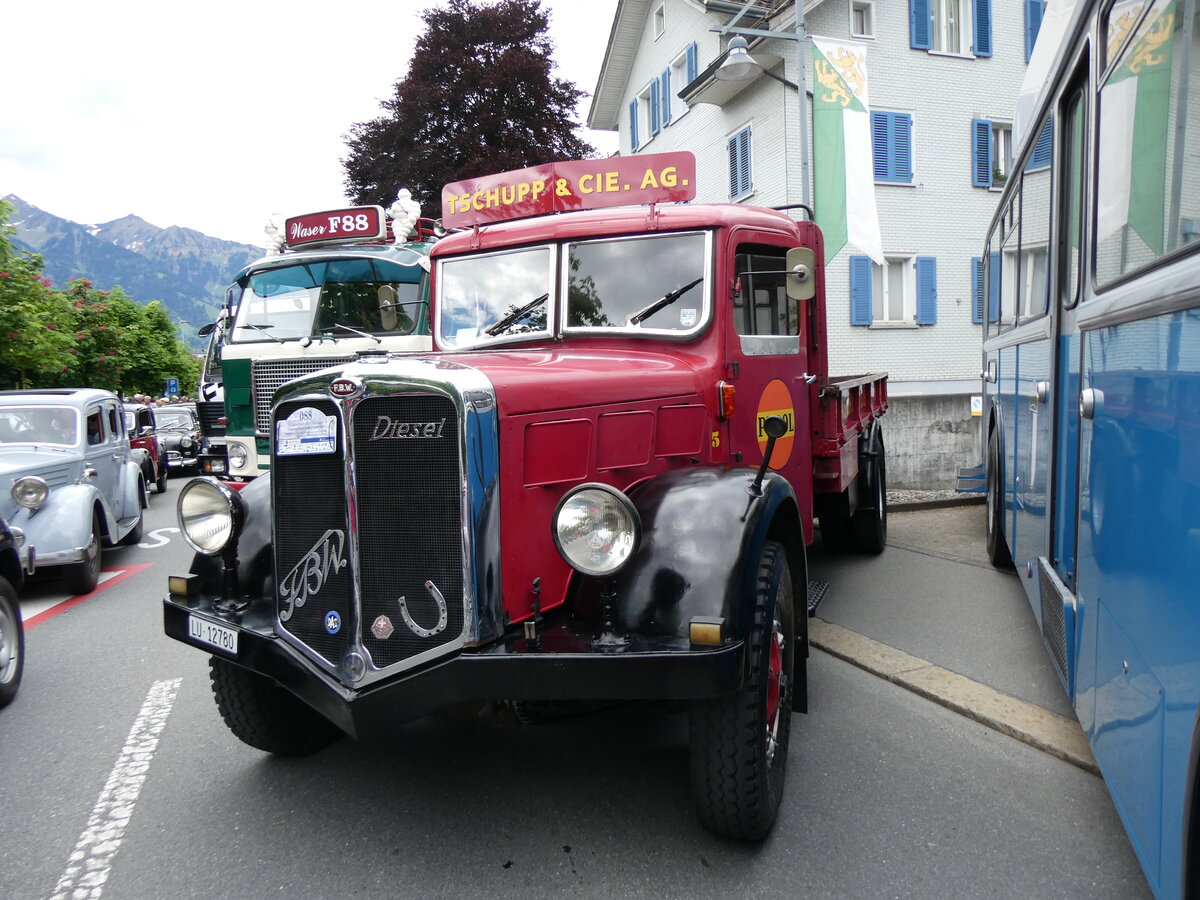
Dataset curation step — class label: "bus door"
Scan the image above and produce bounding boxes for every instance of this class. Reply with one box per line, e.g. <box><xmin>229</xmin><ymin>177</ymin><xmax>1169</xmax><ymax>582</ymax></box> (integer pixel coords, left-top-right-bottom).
<box><xmin>725</xmin><ymin>233</ymin><xmax>813</xmax><ymax>522</ymax></box>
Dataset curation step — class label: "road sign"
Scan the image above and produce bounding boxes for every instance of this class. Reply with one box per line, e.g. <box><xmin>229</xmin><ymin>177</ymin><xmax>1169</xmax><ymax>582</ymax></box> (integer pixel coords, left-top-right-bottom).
<box><xmin>166</xmin><ymin>378</ymin><xmax>180</xmax><ymax>395</ymax></box>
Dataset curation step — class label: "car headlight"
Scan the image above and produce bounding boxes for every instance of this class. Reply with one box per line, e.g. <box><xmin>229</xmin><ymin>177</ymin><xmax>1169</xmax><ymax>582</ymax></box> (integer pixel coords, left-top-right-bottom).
<box><xmin>178</xmin><ymin>477</ymin><xmax>245</xmax><ymax>555</ymax></box>
<box><xmin>180</xmin><ymin>437</ymin><xmax>194</xmax><ymax>451</ymax></box>
<box><xmin>227</xmin><ymin>442</ymin><xmax>248</xmax><ymax>470</ymax></box>
<box><xmin>12</xmin><ymin>476</ymin><xmax>49</xmax><ymax>510</ymax></box>
<box><xmin>552</xmin><ymin>483</ymin><xmax>641</xmax><ymax>577</ymax></box>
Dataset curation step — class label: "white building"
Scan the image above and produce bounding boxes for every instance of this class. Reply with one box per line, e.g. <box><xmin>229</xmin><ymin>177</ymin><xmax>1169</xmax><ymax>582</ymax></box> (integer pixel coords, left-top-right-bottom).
<box><xmin>589</xmin><ymin>0</ymin><xmax>1048</xmax><ymax>488</ymax></box>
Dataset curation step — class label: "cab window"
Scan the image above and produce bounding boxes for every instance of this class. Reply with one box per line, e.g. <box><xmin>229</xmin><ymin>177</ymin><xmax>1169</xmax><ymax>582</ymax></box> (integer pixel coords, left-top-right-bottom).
<box><xmin>86</xmin><ymin>410</ymin><xmax>105</xmax><ymax>446</ymax></box>
<box><xmin>734</xmin><ymin>246</ymin><xmax>799</xmax><ymax>355</ymax></box>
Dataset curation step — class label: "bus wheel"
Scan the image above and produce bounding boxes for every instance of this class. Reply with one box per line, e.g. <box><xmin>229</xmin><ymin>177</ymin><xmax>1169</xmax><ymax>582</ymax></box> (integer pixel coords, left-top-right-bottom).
<box><xmin>689</xmin><ymin>540</ymin><xmax>793</xmax><ymax>840</ymax></box>
<box><xmin>986</xmin><ymin>429</ymin><xmax>1012</xmax><ymax>568</ymax></box>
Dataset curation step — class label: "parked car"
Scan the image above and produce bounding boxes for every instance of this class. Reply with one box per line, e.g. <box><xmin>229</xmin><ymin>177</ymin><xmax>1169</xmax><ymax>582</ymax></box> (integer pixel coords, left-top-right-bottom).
<box><xmin>122</xmin><ymin>403</ymin><xmax>168</xmax><ymax>493</ymax></box>
<box><xmin>153</xmin><ymin>404</ymin><xmax>204</xmax><ymax>475</ymax></box>
<box><xmin>0</xmin><ymin>514</ymin><xmax>26</xmax><ymax>708</ymax></box>
<box><xmin>0</xmin><ymin>389</ymin><xmax>147</xmax><ymax>593</ymax></box>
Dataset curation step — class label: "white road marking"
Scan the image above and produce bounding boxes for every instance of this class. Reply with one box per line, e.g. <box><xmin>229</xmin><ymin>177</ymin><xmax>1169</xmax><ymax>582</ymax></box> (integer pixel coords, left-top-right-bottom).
<box><xmin>138</xmin><ymin>527</ymin><xmax>179</xmax><ymax>549</ymax></box>
<box><xmin>48</xmin><ymin>678</ymin><xmax>182</xmax><ymax>900</ymax></box>
<box><xmin>20</xmin><ymin>571</ymin><xmax>123</xmax><ymax>622</ymax></box>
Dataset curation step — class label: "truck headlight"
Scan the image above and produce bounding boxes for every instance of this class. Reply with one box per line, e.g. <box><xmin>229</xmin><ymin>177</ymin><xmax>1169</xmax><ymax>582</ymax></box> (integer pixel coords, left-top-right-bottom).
<box><xmin>552</xmin><ymin>483</ymin><xmax>641</xmax><ymax>577</ymax></box>
<box><xmin>12</xmin><ymin>476</ymin><xmax>49</xmax><ymax>510</ymax></box>
<box><xmin>228</xmin><ymin>442</ymin><xmax>248</xmax><ymax>470</ymax></box>
<box><xmin>178</xmin><ymin>477</ymin><xmax>245</xmax><ymax>555</ymax></box>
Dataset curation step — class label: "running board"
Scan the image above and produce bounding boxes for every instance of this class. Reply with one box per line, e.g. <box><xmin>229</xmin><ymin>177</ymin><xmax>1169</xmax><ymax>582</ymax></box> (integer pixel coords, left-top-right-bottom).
<box><xmin>807</xmin><ymin>580</ymin><xmax>829</xmax><ymax>617</ymax></box>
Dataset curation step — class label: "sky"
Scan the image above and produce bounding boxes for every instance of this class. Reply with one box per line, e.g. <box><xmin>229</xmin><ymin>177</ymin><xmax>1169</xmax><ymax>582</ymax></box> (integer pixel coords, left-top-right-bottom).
<box><xmin>1</xmin><ymin>0</ymin><xmax>620</xmax><ymax>249</ymax></box>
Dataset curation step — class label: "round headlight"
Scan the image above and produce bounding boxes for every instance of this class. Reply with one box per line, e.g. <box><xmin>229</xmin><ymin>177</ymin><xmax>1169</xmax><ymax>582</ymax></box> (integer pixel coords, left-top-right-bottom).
<box><xmin>227</xmin><ymin>442</ymin><xmax>248</xmax><ymax>470</ymax></box>
<box><xmin>552</xmin><ymin>484</ymin><xmax>641</xmax><ymax>577</ymax></box>
<box><xmin>178</xmin><ymin>477</ymin><xmax>245</xmax><ymax>555</ymax></box>
<box><xmin>180</xmin><ymin>437</ymin><xmax>194</xmax><ymax>451</ymax></box>
<box><xmin>12</xmin><ymin>476</ymin><xmax>49</xmax><ymax>510</ymax></box>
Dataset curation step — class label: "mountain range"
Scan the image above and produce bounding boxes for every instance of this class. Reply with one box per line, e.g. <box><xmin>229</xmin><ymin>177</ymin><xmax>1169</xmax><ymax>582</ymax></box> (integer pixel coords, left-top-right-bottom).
<box><xmin>3</xmin><ymin>194</ymin><xmax>264</xmax><ymax>348</ymax></box>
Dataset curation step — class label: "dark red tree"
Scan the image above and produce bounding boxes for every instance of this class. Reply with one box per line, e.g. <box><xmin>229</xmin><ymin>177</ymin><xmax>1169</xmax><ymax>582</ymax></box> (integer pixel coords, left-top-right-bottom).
<box><xmin>342</xmin><ymin>0</ymin><xmax>597</xmax><ymax>214</ymax></box>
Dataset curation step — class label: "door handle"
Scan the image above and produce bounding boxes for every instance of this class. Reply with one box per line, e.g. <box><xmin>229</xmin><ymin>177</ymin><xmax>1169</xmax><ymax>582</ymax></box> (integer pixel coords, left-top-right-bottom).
<box><xmin>1035</xmin><ymin>381</ymin><xmax>1050</xmax><ymax>404</ymax></box>
<box><xmin>1080</xmin><ymin>388</ymin><xmax>1103</xmax><ymax>420</ymax></box>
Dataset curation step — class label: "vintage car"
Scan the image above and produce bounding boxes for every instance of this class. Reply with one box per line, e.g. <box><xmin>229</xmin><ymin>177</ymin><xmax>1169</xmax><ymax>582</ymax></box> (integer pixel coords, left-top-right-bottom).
<box><xmin>0</xmin><ymin>389</ymin><xmax>147</xmax><ymax>593</ymax></box>
<box><xmin>122</xmin><ymin>403</ymin><xmax>168</xmax><ymax>492</ymax></box>
<box><xmin>0</xmin><ymin>514</ymin><xmax>26</xmax><ymax>708</ymax></box>
<box><xmin>153</xmin><ymin>404</ymin><xmax>204</xmax><ymax>475</ymax></box>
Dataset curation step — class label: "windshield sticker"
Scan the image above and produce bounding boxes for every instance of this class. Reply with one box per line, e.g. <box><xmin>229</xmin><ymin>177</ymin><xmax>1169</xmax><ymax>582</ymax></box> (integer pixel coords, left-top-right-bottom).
<box><xmin>680</xmin><ymin>308</ymin><xmax>698</xmax><ymax>328</ymax></box>
<box><xmin>276</xmin><ymin>407</ymin><xmax>338</xmax><ymax>456</ymax></box>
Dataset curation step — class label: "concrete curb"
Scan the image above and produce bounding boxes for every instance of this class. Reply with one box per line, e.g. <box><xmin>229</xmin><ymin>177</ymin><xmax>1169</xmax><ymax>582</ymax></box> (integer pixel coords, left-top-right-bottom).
<box><xmin>808</xmin><ymin>618</ymin><xmax>1098</xmax><ymax>775</ymax></box>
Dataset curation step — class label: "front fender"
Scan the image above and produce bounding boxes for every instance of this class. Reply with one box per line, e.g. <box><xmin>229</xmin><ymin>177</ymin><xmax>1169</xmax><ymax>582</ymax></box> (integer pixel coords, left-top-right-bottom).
<box><xmin>610</xmin><ymin>466</ymin><xmax>799</xmax><ymax>643</ymax></box>
<box><xmin>13</xmin><ymin>483</ymin><xmax>104</xmax><ymax>556</ymax></box>
<box><xmin>187</xmin><ymin>474</ymin><xmax>274</xmax><ymax>598</ymax></box>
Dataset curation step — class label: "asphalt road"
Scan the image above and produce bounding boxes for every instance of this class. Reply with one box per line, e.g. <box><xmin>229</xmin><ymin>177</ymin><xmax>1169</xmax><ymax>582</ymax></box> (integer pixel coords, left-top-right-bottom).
<box><xmin>0</xmin><ymin>489</ymin><xmax>1152</xmax><ymax>899</ymax></box>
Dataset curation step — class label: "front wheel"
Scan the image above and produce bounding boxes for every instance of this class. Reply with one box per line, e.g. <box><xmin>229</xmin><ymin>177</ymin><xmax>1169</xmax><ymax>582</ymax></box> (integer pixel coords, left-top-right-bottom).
<box><xmin>63</xmin><ymin>514</ymin><xmax>101</xmax><ymax>595</ymax></box>
<box><xmin>155</xmin><ymin>458</ymin><xmax>168</xmax><ymax>493</ymax></box>
<box><xmin>209</xmin><ymin>657</ymin><xmax>342</xmax><ymax>755</ymax></box>
<box><xmin>0</xmin><ymin>577</ymin><xmax>24</xmax><ymax>708</ymax></box>
<box><xmin>689</xmin><ymin>540</ymin><xmax>794</xmax><ymax>840</ymax></box>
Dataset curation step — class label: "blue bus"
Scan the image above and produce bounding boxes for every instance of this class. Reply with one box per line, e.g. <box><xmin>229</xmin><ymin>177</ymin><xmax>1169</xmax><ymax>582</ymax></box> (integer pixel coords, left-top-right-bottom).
<box><xmin>960</xmin><ymin>0</ymin><xmax>1200</xmax><ymax>895</ymax></box>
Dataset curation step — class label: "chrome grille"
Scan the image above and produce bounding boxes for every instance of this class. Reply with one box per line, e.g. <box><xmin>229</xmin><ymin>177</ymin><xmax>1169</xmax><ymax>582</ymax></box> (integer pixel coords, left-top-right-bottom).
<box><xmin>252</xmin><ymin>357</ymin><xmax>348</xmax><ymax>435</ymax></box>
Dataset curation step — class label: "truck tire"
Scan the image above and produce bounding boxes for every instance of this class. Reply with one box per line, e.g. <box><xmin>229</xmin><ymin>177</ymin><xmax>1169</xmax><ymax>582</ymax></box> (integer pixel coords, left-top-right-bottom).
<box><xmin>986</xmin><ymin>428</ymin><xmax>1012</xmax><ymax>568</ymax></box>
<box><xmin>689</xmin><ymin>539</ymin><xmax>793</xmax><ymax>840</ymax></box>
<box><xmin>0</xmin><ymin>577</ymin><xmax>24</xmax><ymax>708</ymax></box>
<box><xmin>63</xmin><ymin>514</ymin><xmax>102</xmax><ymax>595</ymax></box>
<box><xmin>850</xmin><ymin>431</ymin><xmax>887</xmax><ymax>554</ymax></box>
<box><xmin>209</xmin><ymin>657</ymin><xmax>342</xmax><ymax>755</ymax></box>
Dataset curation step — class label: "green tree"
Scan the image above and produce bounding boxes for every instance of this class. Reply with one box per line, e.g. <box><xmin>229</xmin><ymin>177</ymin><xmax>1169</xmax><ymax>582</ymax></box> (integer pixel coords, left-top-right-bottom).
<box><xmin>343</xmin><ymin>0</ymin><xmax>596</xmax><ymax>211</ymax></box>
<box><xmin>0</xmin><ymin>201</ymin><xmax>75</xmax><ymax>388</ymax></box>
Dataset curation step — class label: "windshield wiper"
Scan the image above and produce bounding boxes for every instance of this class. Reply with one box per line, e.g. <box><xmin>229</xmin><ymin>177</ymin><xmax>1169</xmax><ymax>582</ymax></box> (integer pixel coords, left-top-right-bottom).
<box><xmin>626</xmin><ymin>277</ymin><xmax>704</xmax><ymax>326</ymax></box>
<box><xmin>240</xmin><ymin>322</ymin><xmax>284</xmax><ymax>343</ymax></box>
<box><xmin>326</xmin><ymin>322</ymin><xmax>382</xmax><ymax>343</ymax></box>
<box><xmin>485</xmin><ymin>293</ymin><xmax>549</xmax><ymax>337</ymax></box>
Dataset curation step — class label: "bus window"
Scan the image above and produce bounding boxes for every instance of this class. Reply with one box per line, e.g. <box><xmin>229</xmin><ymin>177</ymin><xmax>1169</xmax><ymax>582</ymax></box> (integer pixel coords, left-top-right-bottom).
<box><xmin>1062</xmin><ymin>87</ymin><xmax>1085</xmax><ymax>308</ymax></box>
<box><xmin>1001</xmin><ymin>189</ymin><xmax>1021</xmax><ymax>328</ymax></box>
<box><xmin>1096</xmin><ymin>0</ymin><xmax>1187</xmax><ymax>283</ymax></box>
<box><xmin>1020</xmin><ymin>116</ymin><xmax>1052</xmax><ymax>321</ymax></box>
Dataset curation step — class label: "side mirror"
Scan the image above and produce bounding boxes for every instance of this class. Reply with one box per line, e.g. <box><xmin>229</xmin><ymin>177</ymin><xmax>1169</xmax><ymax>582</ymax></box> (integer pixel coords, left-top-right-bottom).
<box><xmin>139</xmin><ymin>425</ymin><xmax>155</xmax><ymax>437</ymax></box>
<box><xmin>785</xmin><ymin>247</ymin><xmax>817</xmax><ymax>302</ymax></box>
<box><xmin>198</xmin><ymin>322</ymin><xmax>216</xmax><ymax>337</ymax></box>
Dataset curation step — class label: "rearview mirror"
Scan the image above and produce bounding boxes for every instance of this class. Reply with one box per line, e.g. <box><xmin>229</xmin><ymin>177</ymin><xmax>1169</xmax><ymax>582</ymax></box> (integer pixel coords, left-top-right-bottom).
<box><xmin>785</xmin><ymin>247</ymin><xmax>817</xmax><ymax>302</ymax></box>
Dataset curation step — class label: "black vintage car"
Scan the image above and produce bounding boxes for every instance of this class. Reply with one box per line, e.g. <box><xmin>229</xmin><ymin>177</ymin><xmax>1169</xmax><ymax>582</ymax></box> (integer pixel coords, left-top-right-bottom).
<box><xmin>154</xmin><ymin>405</ymin><xmax>204</xmax><ymax>475</ymax></box>
<box><xmin>0</xmin><ymin>514</ymin><xmax>26</xmax><ymax>708</ymax></box>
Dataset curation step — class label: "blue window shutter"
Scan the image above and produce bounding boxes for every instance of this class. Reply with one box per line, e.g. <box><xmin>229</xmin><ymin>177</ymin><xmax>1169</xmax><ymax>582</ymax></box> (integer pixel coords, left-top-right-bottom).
<box><xmin>1026</xmin><ymin>0</ymin><xmax>1046</xmax><ymax>61</ymax></box>
<box><xmin>915</xmin><ymin>257</ymin><xmax>937</xmax><ymax>324</ymax></box>
<box><xmin>1029</xmin><ymin>119</ymin><xmax>1052</xmax><ymax>168</ymax></box>
<box><xmin>971</xmin><ymin>119</ymin><xmax>993</xmax><ymax>187</ymax></box>
<box><xmin>974</xmin><ymin>0</ymin><xmax>993</xmax><ymax>57</ymax></box>
<box><xmin>972</xmin><ymin>257</ymin><xmax>984</xmax><ymax>323</ymax></box>
<box><xmin>850</xmin><ymin>255</ymin><xmax>873</xmax><ymax>325</ymax></box>
<box><xmin>660</xmin><ymin>70</ymin><xmax>671</xmax><ymax>126</ymax></box>
<box><xmin>910</xmin><ymin>0</ymin><xmax>931</xmax><ymax>49</ymax></box>
<box><xmin>988</xmin><ymin>250</ymin><xmax>1001</xmax><ymax>322</ymax></box>
<box><xmin>686</xmin><ymin>42</ymin><xmax>698</xmax><ymax>82</ymax></box>
<box><xmin>650</xmin><ymin>80</ymin><xmax>661</xmax><ymax>135</ymax></box>
<box><xmin>871</xmin><ymin>112</ymin><xmax>890</xmax><ymax>180</ymax></box>
<box><xmin>729</xmin><ymin>131</ymin><xmax>753</xmax><ymax>199</ymax></box>
<box><xmin>894</xmin><ymin>114</ymin><xmax>913</xmax><ymax>181</ymax></box>
<box><xmin>630</xmin><ymin>99</ymin><xmax>639</xmax><ymax>149</ymax></box>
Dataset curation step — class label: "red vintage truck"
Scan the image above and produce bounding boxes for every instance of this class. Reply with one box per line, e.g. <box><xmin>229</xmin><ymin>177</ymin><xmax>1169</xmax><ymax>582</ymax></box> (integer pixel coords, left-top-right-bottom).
<box><xmin>164</xmin><ymin>152</ymin><xmax>887</xmax><ymax>840</ymax></box>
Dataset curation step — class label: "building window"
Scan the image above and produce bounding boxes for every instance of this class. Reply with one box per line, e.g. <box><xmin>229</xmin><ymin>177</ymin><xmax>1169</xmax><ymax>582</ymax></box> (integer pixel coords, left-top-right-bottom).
<box><xmin>910</xmin><ymin>0</ymin><xmax>991</xmax><ymax>57</ymax></box>
<box><xmin>971</xmin><ymin>118</ymin><xmax>1012</xmax><ymax>188</ymax></box>
<box><xmin>653</xmin><ymin>3</ymin><xmax>666</xmax><ymax>39</ymax></box>
<box><xmin>851</xmin><ymin>0</ymin><xmax>875</xmax><ymax>38</ymax></box>
<box><xmin>666</xmin><ymin>43</ymin><xmax>697</xmax><ymax>121</ymax></box>
<box><xmin>728</xmin><ymin>125</ymin><xmax>753</xmax><ymax>201</ymax></box>
<box><xmin>850</xmin><ymin>255</ymin><xmax>937</xmax><ymax>325</ymax></box>
<box><xmin>871</xmin><ymin>111</ymin><xmax>913</xmax><ymax>183</ymax></box>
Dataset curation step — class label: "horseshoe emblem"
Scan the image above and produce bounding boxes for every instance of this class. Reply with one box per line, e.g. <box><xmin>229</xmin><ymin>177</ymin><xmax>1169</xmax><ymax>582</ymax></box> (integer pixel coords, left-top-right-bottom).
<box><xmin>397</xmin><ymin>580</ymin><xmax>449</xmax><ymax>638</ymax></box>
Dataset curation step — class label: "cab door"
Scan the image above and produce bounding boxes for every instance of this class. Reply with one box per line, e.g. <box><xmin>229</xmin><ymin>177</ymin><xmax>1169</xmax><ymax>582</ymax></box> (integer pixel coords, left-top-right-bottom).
<box><xmin>83</xmin><ymin>402</ymin><xmax>121</xmax><ymax>515</ymax></box>
<box><xmin>722</xmin><ymin>231</ymin><xmax>813</xmax><ymax>511</ymax></box>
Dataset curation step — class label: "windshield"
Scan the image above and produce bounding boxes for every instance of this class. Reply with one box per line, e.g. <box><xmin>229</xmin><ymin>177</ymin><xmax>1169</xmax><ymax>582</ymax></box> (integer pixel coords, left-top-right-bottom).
<box><xmin>435</xmin><ymin>232</ymin><xmax>709</xmax><ymax>349</ymax></box>
<box><xmin>0</xmin><ymin>406</ymin><xmax>79</xmax><ymax>446</ymax></box>
<box><xmin>156</xmin><ymin>409</ymin><xmax>194</xmax><ymax>429</ymax></box>
<box><xmin>231</xmin><ymin>257</ymin><xmax>424</xmax><ymax>343</ymax></box>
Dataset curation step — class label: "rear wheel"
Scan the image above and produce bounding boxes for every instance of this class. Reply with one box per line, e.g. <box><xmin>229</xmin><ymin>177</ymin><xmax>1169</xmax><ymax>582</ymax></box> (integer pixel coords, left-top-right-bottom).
<box><xmin>0</xmin><ymin>577</ymin><xmax>24</xmax><ymax>708</ymax></box>
<box><xmin>209</xmin><ymin>657</ymin><xmax>342</xmax><ymax>755</ymax></box>
<box><xmin>986</xmin><ymin>428</ymin><xmax>1012</xmax><ymax>568</ymax></box>
<box><xmin>689</xmin><ymin>540</ymin><xmax>793</xmax><ymax>840</ymax></box>
<box><xmin>63</xmin><ymin>514</ymin><xmax>101</xmax><ymax>595</ymax></box>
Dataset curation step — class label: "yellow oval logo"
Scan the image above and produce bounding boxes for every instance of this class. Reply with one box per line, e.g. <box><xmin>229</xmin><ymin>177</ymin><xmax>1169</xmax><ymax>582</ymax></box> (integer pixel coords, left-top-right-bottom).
<box><xmin>756</xmin><ymin>379</ymin><xmax>795</xmax><ymax>470</ymax></box>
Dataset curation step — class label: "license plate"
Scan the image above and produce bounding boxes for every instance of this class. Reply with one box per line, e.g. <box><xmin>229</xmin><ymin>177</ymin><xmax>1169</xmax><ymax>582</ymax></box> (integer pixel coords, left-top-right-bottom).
<box><xmin>188</xmin><ymin>615</ymin><xmax>238</xmax><ymax>655</ymax></box>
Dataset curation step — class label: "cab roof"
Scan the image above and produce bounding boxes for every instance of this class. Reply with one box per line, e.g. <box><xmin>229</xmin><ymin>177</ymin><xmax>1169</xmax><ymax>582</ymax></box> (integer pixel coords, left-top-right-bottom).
<box><xmin>430</xmin><ymin>204</ymin><xmax>806</xmax><ymax>257</ymax></box>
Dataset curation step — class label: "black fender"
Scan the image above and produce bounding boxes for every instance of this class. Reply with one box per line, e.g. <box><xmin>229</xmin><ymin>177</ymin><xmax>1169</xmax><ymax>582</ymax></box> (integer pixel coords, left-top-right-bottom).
<box><xmin>609</xmin><ymin>466</ymin><xmax>803</xmax><ymax>645</ymax></box>
<box><xmin>188</xmin><ymin>474</ymin><xmax>275</xmax><ymax>600</ymax></box>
